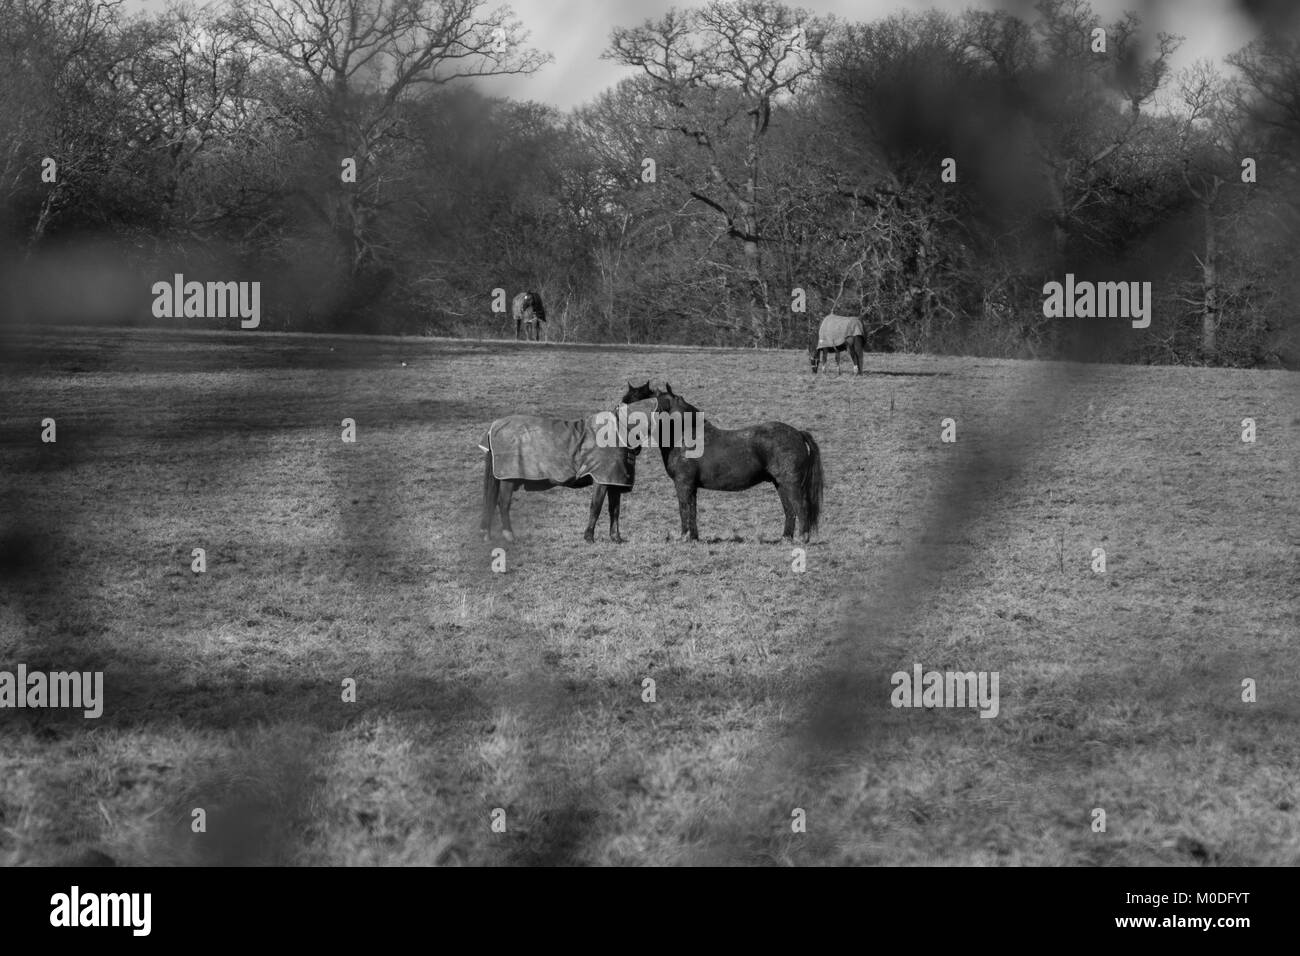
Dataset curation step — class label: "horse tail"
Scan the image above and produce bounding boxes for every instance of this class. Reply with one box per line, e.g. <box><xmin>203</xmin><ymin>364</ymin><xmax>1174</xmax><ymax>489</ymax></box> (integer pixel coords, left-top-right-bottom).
<box><xmin>799</xmin><ymin>431</ymin><xmax>822</xmax><ymax>535</ymax></box>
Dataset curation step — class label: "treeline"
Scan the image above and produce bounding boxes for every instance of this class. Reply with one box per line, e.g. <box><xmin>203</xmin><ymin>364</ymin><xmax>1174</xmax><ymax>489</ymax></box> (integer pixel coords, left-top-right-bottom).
<box><xmin>2</xmin><ymin>0</ymin><xmax>1297</xmax><ymax>366</ymax></box>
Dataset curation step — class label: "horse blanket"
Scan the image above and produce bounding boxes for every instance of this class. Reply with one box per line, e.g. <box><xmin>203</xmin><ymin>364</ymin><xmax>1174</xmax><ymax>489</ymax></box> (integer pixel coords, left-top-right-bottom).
<box><xmin>479</xmin><ymin>413</ymin><xmax>635</xmax><ymax>488</ymax></box>
<box><xmin>817</xmin><ymin>314</ymin><xmax>865</xmax><ymax>349</ymax></box>
<box><xmin>512</xmin><ymin>292</ymin><xmax>546</xmax><ymax>324</ymax></box>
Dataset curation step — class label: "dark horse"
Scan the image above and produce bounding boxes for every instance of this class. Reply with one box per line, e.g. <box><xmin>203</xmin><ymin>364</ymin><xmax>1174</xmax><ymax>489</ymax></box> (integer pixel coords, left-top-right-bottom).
<box><xmin>512</xmin><ymin>291</ymin><xmax>547</xmax><ymax>341</ymax></box>
<box><xmin>653</xmin><ymin>384</ymin><xmax>822</xmax><ymax>543</ymax></box>
<box><xmin>809</xmin><ymin>313</ymin><xmax>866</xmax><ymax>375</ymax></box>
<box><xmin>480</xmin><ymin>381</ymin><xmax>655</xmax><ymax>543</ymax></box>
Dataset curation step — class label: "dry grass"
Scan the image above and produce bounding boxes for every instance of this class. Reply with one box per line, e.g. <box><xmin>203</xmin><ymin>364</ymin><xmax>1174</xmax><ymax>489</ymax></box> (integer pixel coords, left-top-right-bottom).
<box><xmin>0</xmin><ymin>326</ymin><xmax>1296</xmax><ymax>866</ymax></box>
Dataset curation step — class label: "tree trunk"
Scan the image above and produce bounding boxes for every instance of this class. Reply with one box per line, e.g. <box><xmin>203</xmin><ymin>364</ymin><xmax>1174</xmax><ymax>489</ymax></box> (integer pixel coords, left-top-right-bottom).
<box><xmin>914</xmin><ymin>219</ymin><xmax>933</xmax><ymax>344</ymax></box>
<box><xmin>1042</xmin><ymin>160</ymin><xmax>1069</xmax><ymax>261</ymax></box>
<box><xmin>28</xmin><ymin>185</ymin><xmax>59</xmax><ymax>251</ymax></box>
<box><xmin>743</xmin><ymin>106</ymin><xmax>769</xmax><ymax>347</ymax></box>
<box><xmin>1200</xmin><ymin>188</ymin><xmax>1219</xmax><ymax>356</ymax></box>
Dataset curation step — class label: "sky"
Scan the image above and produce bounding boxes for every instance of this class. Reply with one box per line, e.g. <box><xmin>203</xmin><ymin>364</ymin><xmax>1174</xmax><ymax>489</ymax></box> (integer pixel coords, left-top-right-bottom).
<box><xmin>124</xmin><ymin>0</ymin><xmax>1264</xmax><ymax>112</ymax></box>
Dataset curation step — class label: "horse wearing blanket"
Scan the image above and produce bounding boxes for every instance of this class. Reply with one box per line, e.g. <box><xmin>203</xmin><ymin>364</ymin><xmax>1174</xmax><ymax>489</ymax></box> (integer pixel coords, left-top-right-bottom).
<box><xmin>810</xmin><ymin>313</ymin><xmax>866</xmax><ymax>375</ymax></box>
<box><xmin>512</xmin><ymin>291</ymin><xmax>547</xmax><ymax>341</ymax></box>
<box><xmin>479</xmin><ymin>383</ymin><xmax>655</xmax><ymax>543</ymax></box>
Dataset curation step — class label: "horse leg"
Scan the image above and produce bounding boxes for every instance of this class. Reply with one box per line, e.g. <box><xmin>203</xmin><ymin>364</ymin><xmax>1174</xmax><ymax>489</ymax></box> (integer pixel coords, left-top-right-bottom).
<box><xmin>674</xmin><ymin>482</ymin><xmax>696</xmax><ymax>541</ymax></box>
<box><xmin>498</xmin><ymin>480</ymin><xmax>517</xmax><ymax>542</ymax></box>
<box><xmin>853</xmin><ymin>336</ymin><xmax>864</xmax><ymax>374</ymax></box>
<box><xmin>607</xmin><ymin>487</ymin><xmax>623</xmax><ymax>543</ymax></box>
<box><xmin>481</xmin><ymin>452</ymin><xmax>499</xmax><ymax>541</ymax></box>
<box><xmin>584</xmin><ymin>484</ymin><xmax>607</xmax><ymax>543</ymax></box>
<box><xmin>777</xmin><ymin>482</ymin><xmax>798</xmax><ymax>542</ymax></box>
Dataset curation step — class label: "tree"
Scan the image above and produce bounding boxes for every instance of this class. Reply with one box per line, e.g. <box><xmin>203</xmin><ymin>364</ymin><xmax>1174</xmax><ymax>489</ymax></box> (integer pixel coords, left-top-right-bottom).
<box><xmin>606</xmin><ymin>1</ymin><xmax>829</xmax><ymax>346</ymax></box>
<box><xmin>0</xmin><ymin>0</ymin><xmax>155</xmax><ymax>246</ymax></box>
<box><xmin>227</xmin><ymin>0</ymin><xmax>550</xmax><ymax>283</ymax></box>
<box><xmin>1170</xmin><ymin>61</ymin><xmax>1251</xmax><ymax>357</ymax></box>
<box><xmin>1225</xmin><ymin>32</ymin><xmax>1300</xmax><ymax>366</ymax></box>
<box><xmin>122</xmin><ymin>3</ymin><xmax>257</xmax><ymax>230</ymax></box>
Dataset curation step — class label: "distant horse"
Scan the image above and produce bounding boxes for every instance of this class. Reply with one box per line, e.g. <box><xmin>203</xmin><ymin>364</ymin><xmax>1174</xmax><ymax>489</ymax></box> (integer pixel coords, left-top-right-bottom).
<box><xmin>810</xmin><ymin>313</ymin><xmax>866</xmax><ymax>375</ymax></box>
<box><xmin>513</xmin><ymin>291</ymin><xmax>547</xmax><ymax>341</ymax></box>
<box><xmin>652</xmin><ymin>384</ymin><xmax>822</xmax><ymax>543</ymax></box>
<box><xmin>480</xmin><ymin>381</ymin><xmax>655</xmax><ymax>543</ymax></box>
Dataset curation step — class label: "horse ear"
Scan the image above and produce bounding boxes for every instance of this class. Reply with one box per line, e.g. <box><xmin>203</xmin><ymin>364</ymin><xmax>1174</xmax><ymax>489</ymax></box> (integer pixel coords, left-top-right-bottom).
<box><xmin>664</xmin><ymin>382</ymin><xmax>673</xmax><ymax>394</ymax></box>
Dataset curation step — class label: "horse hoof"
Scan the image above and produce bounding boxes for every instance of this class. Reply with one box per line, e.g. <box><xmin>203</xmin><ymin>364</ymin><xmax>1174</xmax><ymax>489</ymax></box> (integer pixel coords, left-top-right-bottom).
<box><xmin>502</xmin><ymin>531</ymin><xmax>515</xmax><ymax>543</ymax></box>
<box><xmin>583</xmin><ymin>531</ymin><xmax>595</xmax><ymax>543</ymax></box>
<box><xmin>610</xmin><ymin>534</ymin><xmax>624</xmax><ymax>544</ymax></box>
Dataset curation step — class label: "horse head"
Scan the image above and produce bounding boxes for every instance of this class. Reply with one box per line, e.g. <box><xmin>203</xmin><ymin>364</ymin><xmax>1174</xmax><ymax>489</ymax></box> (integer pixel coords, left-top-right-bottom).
<box><xmin>652</xmin><ymin>382</ymin><xmax>699</xmax><ymax>417</ymax></box>
<box><xmin>528</xmin><ymin>291</ymin><xmax>546</xmax><ymax>322</ymax></box>
<box><xmin>620</xmin><ymin>380</ymin><xmax>655</xmax><ymax>406</ymax></box>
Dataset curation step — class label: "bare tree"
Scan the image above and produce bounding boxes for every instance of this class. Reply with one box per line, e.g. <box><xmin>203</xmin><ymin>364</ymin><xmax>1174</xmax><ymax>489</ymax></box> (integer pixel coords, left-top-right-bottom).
<box><xmin>1028</xmin><ymin>0</ymin><xmax>1181</xmax><ymax>260</ymax></box>
<box><xmin>228</xmin><ymin>0</ymin><xmax>550</xmax><ymax>275</ymax></box>
<box><xmin>606</xmin><ymin>1</ymin><xmax>828</xmax><ymax>346</ymax></box>
<box><xmin>1225</xmin><ymin>33</ymin><xmax>1300</xmax><ymax>366</ymax></box>
<box><xmin>1171</xmin><ymin>60</ymin><xmax>1254</xmax><ymax>357</ymax></box>
<box><xmin>121</xmin><ymin>4</ymin><xmax>258</xmax><ymax>230</ymax></box>
<box><xmin>0</xmin><ymin>0</ymin><xmax>145</xmax><ymax>246</ymax></box>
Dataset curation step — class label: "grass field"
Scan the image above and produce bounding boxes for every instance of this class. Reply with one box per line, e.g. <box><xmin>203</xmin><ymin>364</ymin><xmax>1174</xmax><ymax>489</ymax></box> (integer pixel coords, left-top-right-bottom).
<box><xmin>0</xmin><ymin>325</ymin><xmax>1296</xmax><ymax>866</ymax></box>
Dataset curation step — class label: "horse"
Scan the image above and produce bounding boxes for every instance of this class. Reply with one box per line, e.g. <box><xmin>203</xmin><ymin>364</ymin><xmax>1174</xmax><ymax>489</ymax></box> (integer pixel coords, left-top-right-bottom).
<box><xmin>652</xmin><ymin>384</ymin><xmax>823</xmax><ymax>544</ymax></box>
<box><xmin>512</xmin><ymin>291</ymin><xmax>547</xmax><ymax>341</ymax></box>
<box><xmin>810</xmin><ymin>313</ymin><xmax>866</xmax><ymax>375</ymax></box>
<box><xmin>479</xmin><ymin>381</ymin><xmax>655</xmax><ymax>544</ymax></box>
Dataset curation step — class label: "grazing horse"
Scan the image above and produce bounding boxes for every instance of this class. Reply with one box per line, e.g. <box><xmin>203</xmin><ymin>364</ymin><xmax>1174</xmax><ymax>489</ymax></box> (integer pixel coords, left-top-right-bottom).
<box><xmin>810</xmin><ymin>313</ymin><xmax>866</xmax><ymax>375</ymax></box>
<box><xmin>512</xmin><ymin>291</ymin><xmax>547</xmax><ymax>341</ymax></box>
<box><xmin>480</xmin><ymin>382</ymin><xmax>655</xmax><ymax>543</ymax></box>
<box><xmin>652</xmin><ymin>384</ymin><xmax>822</xmax><ymax>543</ymax></box>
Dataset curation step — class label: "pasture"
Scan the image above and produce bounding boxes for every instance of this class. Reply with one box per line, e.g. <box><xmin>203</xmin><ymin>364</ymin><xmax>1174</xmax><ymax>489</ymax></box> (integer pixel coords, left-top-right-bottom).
<box><xmin>0</xmin><ymin>326</ymin><xmax>1296</xmax><ymax>866</ymax></box>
